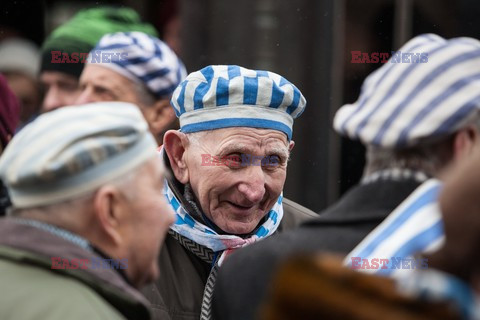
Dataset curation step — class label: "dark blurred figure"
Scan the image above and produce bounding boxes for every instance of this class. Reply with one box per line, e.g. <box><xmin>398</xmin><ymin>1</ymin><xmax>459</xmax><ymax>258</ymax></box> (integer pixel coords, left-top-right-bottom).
<box><xmin>0</xmin><ymin>74</ymin><xmax>21</xmax><ymax>216</ymax></box>
<box><xmin>0</xmin><ymin>38</ymin><xmax>42</xmax><ymax>126</ymax></box>
<box><xmin>260</xmin><ymin>255</ymin><xmax>460</xmax><ymax>320</ymax></box>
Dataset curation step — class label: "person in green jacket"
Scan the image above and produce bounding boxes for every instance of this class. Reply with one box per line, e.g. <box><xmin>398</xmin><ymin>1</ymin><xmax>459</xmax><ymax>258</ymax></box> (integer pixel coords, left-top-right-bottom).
<box><xmin>0</xmin><ymin>101</ymin><xmax>176</xmax><ymax>320</ymax></box>
<box><xmin>40</xmin><ymin>6</ymin><xmax>157</xmax><ymax>113</ymax></box>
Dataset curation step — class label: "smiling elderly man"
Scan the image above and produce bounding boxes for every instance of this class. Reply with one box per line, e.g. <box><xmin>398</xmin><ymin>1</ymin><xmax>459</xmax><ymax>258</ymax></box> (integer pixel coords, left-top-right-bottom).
<box><xmin>0</xmin><ymin>102</ymin><xmax>175</xmax><ymax>320</ymax></box>
<box><xmin>142</xmin><ymin>65</ymin><xmax>316</xmax><ymax>320</ymax></box>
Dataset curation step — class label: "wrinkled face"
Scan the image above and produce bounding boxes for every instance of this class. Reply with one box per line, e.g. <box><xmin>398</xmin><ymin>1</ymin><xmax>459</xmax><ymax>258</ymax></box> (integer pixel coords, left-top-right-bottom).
<box><xmin>123</xmin><ymin>159</ymin><xmax>175</xmax><ymax>288</ymax></box>
<box><xmin>75</xmin><ymin>64</ymin><xmax>142</xmax><ymax>106</ymax></box>
<box><xmin>40</xmin><ymin>71</ymin><xmax>81</xmax><ymax>112</ymax></box>
<box><xmin>184</xmin><ymin>128</ymin><xmax>292</xmax><ymax>235</ymax></box>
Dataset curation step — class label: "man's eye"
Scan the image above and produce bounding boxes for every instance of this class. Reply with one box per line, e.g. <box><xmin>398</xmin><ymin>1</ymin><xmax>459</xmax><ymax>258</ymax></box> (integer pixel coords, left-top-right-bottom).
<box><xmin>59</xmin><ymin>82</ymin><xmax>78</xmax><ymax>92</ymax></box>
<box><xmin>95</xmin><ymin>87</ymin><xmax>115</xmax><ymax>99</ymax></box>
<box><xmin>223</xmin><ymin>153</ymin><xmax>243</xmax><ymax>168</ymax></box>
<box><xmin>263</xmin><ymin>155</ymin><xmax>282</xmax><ymax>168</ymax></box>
<box><xmin>228</xmin><ymin>154</ymin><xmax>242</xmax><ymax>162</ymax></box>
<box><xmin>95</xmin><ymin>87</ymin><xmax>108</xmax><ymax>94</ymax></box>
<box><xmin>269</xmin><ymin>155</ymin><xmax>281</xmax><ymax>163</ymax></box>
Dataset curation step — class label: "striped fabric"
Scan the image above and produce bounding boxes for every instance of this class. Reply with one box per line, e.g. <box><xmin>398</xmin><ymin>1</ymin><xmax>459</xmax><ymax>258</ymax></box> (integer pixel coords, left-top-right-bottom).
<box><xmin>0</xmin><ymin>102</ymin><xmax>157</xmax><ymax>208</ymax></box>
<box><xmin>396</xmin><ymin>269</ymin><xmax>480</xmax><ymax>319</ymax></box>
<box><xmin>170</xmin><ymin>65</ymin><xmax>306</xmax><ymax>140</ymax></box>
<box><xmin>90</xmin><ymin>31</ymin><xmax>187</xmax><ymax>98</ymax></box>
<box><xmin>334</xmin><ymin>34</ymin><xmax>480</xmax><ymax>148</ymax></box>
<box><xmin>344</xmin><ymin>179</ymin><xmax>445</xmax><ymax>277</ymax></box>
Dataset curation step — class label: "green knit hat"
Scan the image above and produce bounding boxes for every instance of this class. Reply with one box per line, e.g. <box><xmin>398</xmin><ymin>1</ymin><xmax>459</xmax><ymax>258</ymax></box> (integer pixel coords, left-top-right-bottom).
<box><xmin>41</xmin><ymin>6</ymin><xmax>158</xmax><ymax>78</ymax></box>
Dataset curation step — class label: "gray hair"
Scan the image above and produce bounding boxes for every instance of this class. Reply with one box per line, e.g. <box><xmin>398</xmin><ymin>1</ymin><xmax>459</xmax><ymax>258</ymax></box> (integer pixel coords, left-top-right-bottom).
<box><xmin>134</xmin><ymin>81</ymin><xmax>158</xmax><ymax>107</ymax></box>
<box><xmin>364</xmin><ymin>112</ymin><xmax>480</xmax><ymax>178</ymax></box>
<box><xmin>9</xmin><ymin>161</ymin><xmax>147</xmax><ymax>219</ymax></box>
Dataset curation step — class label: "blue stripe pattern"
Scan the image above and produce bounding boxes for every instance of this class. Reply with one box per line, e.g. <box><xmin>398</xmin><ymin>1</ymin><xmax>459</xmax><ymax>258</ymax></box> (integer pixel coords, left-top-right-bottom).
<box><xmin>92</xmin><ymin>31</ymin><xmax>187</xmax><ymax>99</ymax></box>
<box><xmin>378</xmin><ymin>220</ymin><xmax>444</xmax><ymax>276</ymax></box>
<box><xmin>170</xmin><ymin>65</ymin><xmax>306</xmax><ymax>139</ymax></box>
<box><xmin>354</xmin><ymin>183</ymin><xmax>441</xmax><ymax>260</ymax></box>
<box><xmin>345</xmin><ymin>180</ymin><xmax>446</xmax><ymax>277</ymax></box>
<box><xmin>181</xmin><ymin>118</ymin><xmax>292</xmax><ymax>140</ymax></box>
<box><xmin>334</xmin><ymin>34</ymin><xmax>480</xmax><ymax>147</ymax></box>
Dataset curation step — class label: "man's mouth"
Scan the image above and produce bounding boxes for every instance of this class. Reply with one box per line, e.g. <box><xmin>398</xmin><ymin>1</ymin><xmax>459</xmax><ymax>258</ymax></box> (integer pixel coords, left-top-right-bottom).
<box><xmin>227</xmin><ymin>201</ymin><xmax>253</xmax><ymax>209</ymax></box>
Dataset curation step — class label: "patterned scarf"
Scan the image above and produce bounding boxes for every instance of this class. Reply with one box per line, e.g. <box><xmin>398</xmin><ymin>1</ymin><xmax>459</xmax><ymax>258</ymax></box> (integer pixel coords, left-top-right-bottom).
<box><xmin>164</xmin><ymin>179</ymin><xmax>284</xmax><ymax>319</ymax></box>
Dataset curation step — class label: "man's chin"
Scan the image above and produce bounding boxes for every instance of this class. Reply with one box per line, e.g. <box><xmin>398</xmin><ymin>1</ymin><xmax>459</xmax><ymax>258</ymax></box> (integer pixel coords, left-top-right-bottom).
<box><xmin>211</xmin><ymin>208</ymin><xmax>269</xmax><ymax>235</ymax></box>
<box><xmin>217</xmin><ymin>220</ymin><xmax>261</xmax><ymax>236</ymax></box>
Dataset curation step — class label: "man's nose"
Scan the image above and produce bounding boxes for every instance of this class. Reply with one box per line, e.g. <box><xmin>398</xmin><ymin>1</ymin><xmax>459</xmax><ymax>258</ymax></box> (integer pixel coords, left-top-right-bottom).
<box><xmin>41</xmin><ymin>88</ymin><xmax>63</xmax><ymax>112</ymax></box>
<box><xmin>237</xmin><ymin>166</ymin><xmax>266</xmax><ymax>204</ymax></box>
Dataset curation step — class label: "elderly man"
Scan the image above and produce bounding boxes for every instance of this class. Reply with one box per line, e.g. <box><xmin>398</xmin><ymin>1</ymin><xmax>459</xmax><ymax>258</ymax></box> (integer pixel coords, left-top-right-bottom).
<box><xmin>142</xmin><ymin>65</ymin><xmax>317</xmax><ymax>320</ymax></box>
<box><xmin>212</xmin><ymin>34</ymin><xmax>480</xmax><ymax>320</ymax></box>
<box><xmin>40</xmin><ymin>6</ymin><xmax>157</xmax><ymax>113</ymax></box>
<box><xmin>0</xmin><ymin>102</ymin><xmax>175</xmax><ymax>319</ymax></box>
<box><xmin>75</xmin><ymin>31</ymin><xmax>186</xmax><ymax>144</ymax></box>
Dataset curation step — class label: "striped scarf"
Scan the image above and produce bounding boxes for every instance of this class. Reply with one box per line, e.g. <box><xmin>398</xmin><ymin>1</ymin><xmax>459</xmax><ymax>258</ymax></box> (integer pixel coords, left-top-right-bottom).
<box><xmin>344</xmin><ymin>179</ymin><xmax>444</xmax><ymax>277</ymax></box>
<box><xmin>164</xmin><ymin>180</ymin><xmax>284</xmax><ymax>319</ymax></box>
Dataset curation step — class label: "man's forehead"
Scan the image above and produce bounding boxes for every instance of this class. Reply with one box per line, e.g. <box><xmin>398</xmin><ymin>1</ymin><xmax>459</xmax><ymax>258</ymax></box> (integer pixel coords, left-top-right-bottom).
<box><xmin>81</xmin><ymin>65</ymin><xmax>134</xmax><ymax>88</ymax></box>
<box><xmin>203</xmin><ymin>127</ymin><xmax>288</xmax><ymax>148</ymax></box>
<box><xmin>40</xmin><ymin>71</ymin><xmax>78</xmax><ymax>84</ymax></box>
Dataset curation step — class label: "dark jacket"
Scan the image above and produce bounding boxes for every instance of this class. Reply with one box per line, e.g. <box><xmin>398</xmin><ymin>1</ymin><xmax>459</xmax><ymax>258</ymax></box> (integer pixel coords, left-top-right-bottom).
<box><xmin>212</xmin><ymin>178</ymin><xmax>421</xmax><ymax>320</ymax></box>
<box><xmin>142</xmin><ymin>198</ymin><xmax>318</xmax><ymax>320</ymax></box>
<box><xmin>0</xmin><ymin>218</ymin><xmax>151</xmax><ymax>320</ymax></box>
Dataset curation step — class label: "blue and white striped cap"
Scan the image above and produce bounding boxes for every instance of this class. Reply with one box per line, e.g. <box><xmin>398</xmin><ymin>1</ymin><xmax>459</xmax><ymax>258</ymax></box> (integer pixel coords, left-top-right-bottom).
<box><xmin>170</xmin><ymin>65</ymin><xmax>306</xmax><ymax>140</ymax></box>
<box><xmin>0</xmin><ymin>102</ymin><xmax>157</xmax><ymax>208</ymax></box>
<box><xmin>334</xmin><ymin>34</ymin><xmax>480</xmax><ymax>148</ymax></box>
<box><xmin>88</xmin><ymin>31</ymin><xmax>187</xmax><ymax>98</ymax></box>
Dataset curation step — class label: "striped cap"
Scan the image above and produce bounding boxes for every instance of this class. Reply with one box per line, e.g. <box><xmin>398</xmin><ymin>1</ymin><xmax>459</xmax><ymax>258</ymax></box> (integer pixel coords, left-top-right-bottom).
<box><xmin>170</xmin><ymin>65</ymin><xmax>306</xmax><ymax>140</ymax></box>
<box><xmin>334</xmin><ymin>34</ymin><xmax>480</xmax><ymax>148</ymax></box>
<box><xmin>89</xmin><ymin>31</ymin><xmax>187</xmax><ymax>98</ymax></box>
<box><xmin>0</xmin><ymin>102</ymin><xmax>157</xmax><ymax>208</ymax></box>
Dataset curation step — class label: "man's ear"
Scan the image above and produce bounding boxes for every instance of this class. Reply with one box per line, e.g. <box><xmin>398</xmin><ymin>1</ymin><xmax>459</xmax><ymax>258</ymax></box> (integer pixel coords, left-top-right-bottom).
<box><xmin>163</xmin><ymin>130</ymin><xmax>190</xmax><ymax>184</ymax></box>
<box><xmin>92</xmin><ymin>185</ymin><xmax>125</xmax><ymax>247</ymax></box>
<box><xmin>143</xmin><ymin>99</ymin><xmax>176</xmax><ymax>140</ymax></box>
<box><xmin>453</xmin><ymin>125</ymin><xmax>480</xmax><ymax>162</ymax></box>
<box><xmin>288</xmin><ymin>140</ymin><xmax>295</xmax><ymax>152</ymax></box>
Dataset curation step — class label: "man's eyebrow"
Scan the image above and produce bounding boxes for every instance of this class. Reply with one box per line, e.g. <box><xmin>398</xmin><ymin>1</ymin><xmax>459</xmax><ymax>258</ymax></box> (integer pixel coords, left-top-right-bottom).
<box><xmin>266</xmin><ymin>146</ymin><xmax>289</xmax><ymax>159</ymax></box>
<box><xmin>218</xmin><ymin>144</ymin><xmax>253</xmax><ymax>155</ymax></box>
<box><xmin>218</xmin><ymin>144</ymin><xmax>289</xmax><ymax>158</ymax></box>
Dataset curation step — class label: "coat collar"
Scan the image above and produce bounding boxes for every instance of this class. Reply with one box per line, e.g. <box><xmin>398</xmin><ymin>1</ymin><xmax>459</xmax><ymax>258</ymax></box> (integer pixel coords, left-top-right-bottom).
<box><xmin>0</xmin><ymin>217</ymin><xmax>151</xmax><ymax>320</ymax></box>
<box><xmin>303</xmin><ymin>178</ymin><xmax>422</xmax><ymax>225</ymax></box>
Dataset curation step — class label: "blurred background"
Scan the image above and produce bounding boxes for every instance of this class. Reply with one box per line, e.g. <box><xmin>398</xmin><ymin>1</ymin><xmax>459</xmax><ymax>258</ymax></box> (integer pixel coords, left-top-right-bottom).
<box><xmin>2</xmin><ymin>0</ymin><xmax>480</xmax><ymax>212</ymax></box>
